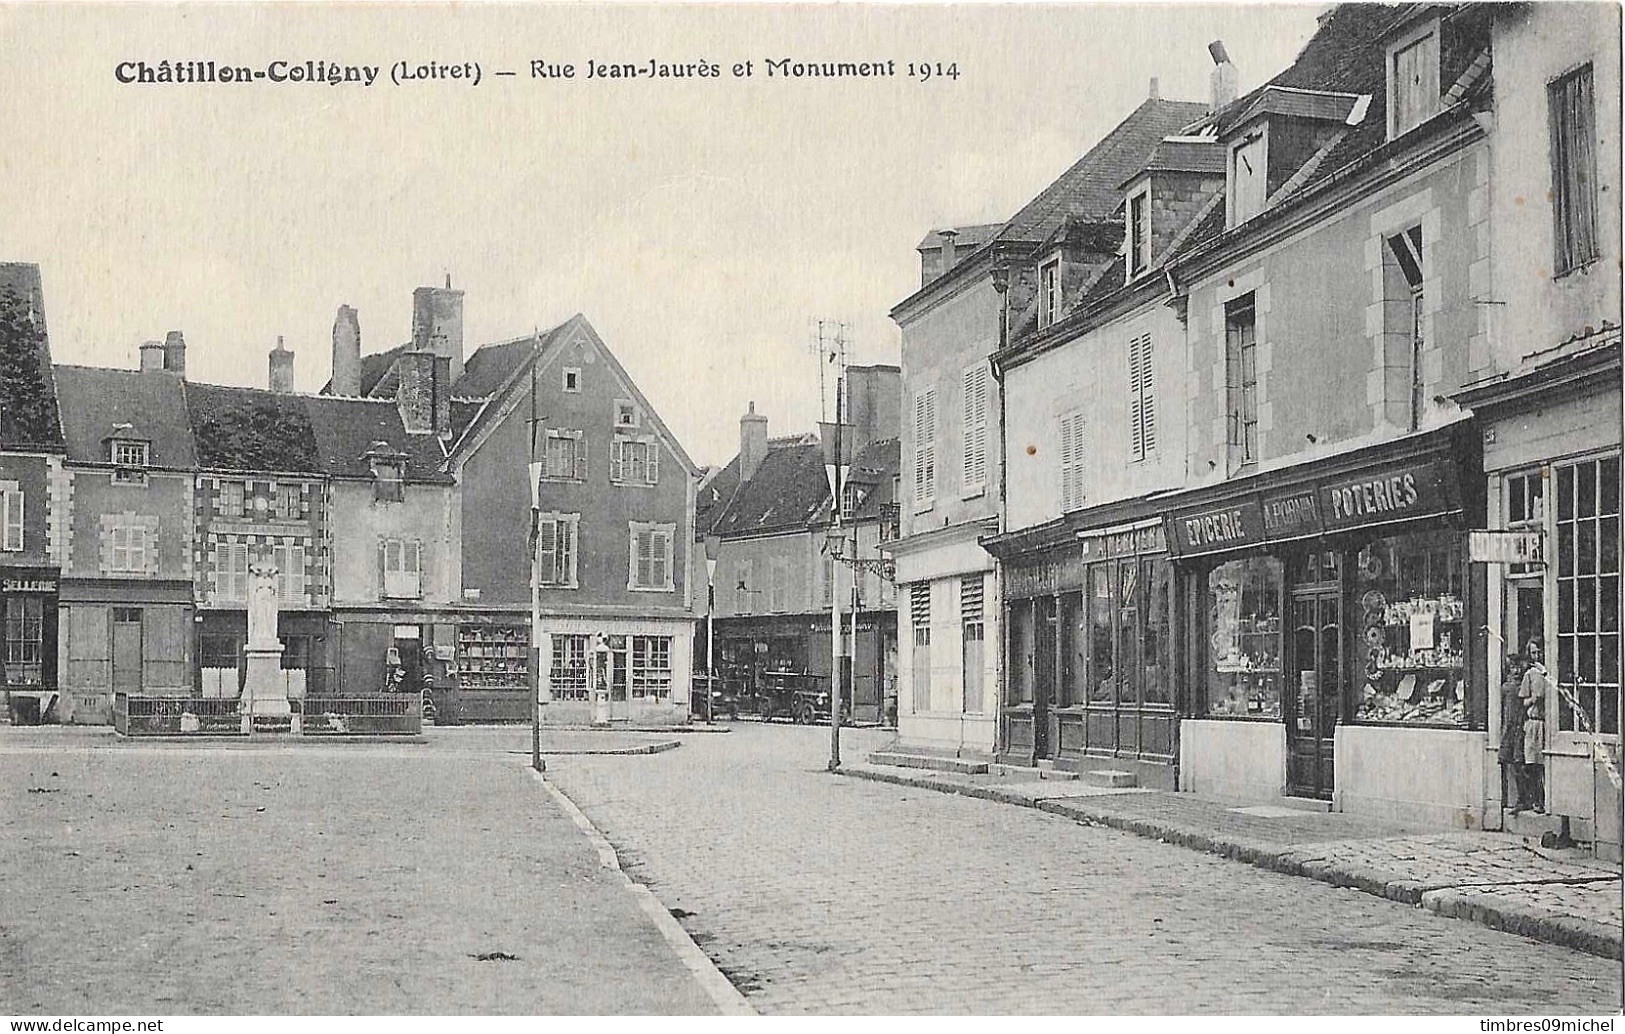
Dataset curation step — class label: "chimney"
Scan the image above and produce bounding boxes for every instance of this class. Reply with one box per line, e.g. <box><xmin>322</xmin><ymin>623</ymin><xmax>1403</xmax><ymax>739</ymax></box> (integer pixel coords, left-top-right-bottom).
<box><xmin>842</xmin><ymin>365</ymin><xmax>902</xmax><ymax>455</ymax></box>
<box><xmin>739</xmin><ymin>402</ymin><xmax>769</xmax><ymax>481</ymax></box>
<box><xmin>433</xmin><ymin>354</ymin><xmax>452</xmax><ymax>439</ymax></box>
<box><xmin>411</xmin><ymin>279</ymin><xmax>465</xmax><ymax>386</ymax></box>
<box><xmin>939</xmin><ymin>228</ymin><xmax>958</xmax><ymax>274</ymax></box>
<box><xmin>396</xmin><ymin>349</ymin><xmax>436</xmax><ymax>435</ymax></box>
<box><xmin>1148</xmin><ymin>76</ymin><xmax>1160</xmax><ymax>100</ymax></box>
<box><xmin>139</xmin><ymin>340</ymin><xmax>165</xmax><ymax>372</ymax></box>
<box><xmin>1209</xmin><ymin>40</ymin><xmax>1239</xmax><ymax>113</ymax></box>
<box><xmin>330</xmin><ymin>304</ymin><xmax>361</xmax><ymax>396</ymax></box>
<box><xmin>162</xmin><ymin>330</ymin><xmax>186</xmax><ymax>376</ymax></box>
<box><xmin>269</xmin><ymin>335</ymin><xmax>295</xmax><ymax>393</ymax></box>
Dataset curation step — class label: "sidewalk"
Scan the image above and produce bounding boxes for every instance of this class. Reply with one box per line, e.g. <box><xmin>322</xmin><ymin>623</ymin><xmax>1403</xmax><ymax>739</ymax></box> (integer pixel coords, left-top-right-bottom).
<box><xmin>840</xmin><ymin>759</ymin><xmax>1624</xmax><ymax>960</ymax></box>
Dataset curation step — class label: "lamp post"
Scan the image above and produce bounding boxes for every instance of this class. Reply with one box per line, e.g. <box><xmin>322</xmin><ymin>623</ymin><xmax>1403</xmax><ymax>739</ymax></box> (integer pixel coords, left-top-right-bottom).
<box><xmin>820</xmin><ymin>383</ymin><xmax>851</xmax><ymax>774</ymax></box>
<box><xmin>703</xmin><ymin>533</ymin><xmax>720</xmax><ymax>724</ymax></box>
<box><xmin>526</xmin><ymin>348</ymin><xmax>545</xmax><ymax>773</ymax></box>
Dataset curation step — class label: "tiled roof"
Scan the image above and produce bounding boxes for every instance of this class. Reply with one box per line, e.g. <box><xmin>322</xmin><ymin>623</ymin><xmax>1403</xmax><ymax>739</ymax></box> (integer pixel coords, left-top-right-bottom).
<box><xmin>709</xmin><ymin>442</ymin><xmax>829</xmax><ymax>537</ymax></box>
<box><xmin>0</xmin><ymin>262</ymin><xmax>64</xmax><ymax>450</ymax></box>
<box><xmin>302</xmin><ymin>394</ymin><xmax>455</xmax><ymax>483</ymax></box>
<box><xmin>453</xmin><ymin>329</ymin><xmax>568</xmax><ymax>399</ymax></box>
<box><xmin>696</xmin><ymin>455</ymin><xmax>743</xmax><ymax>536</ymax></box>
<box><xmin>356</xmin><ymin>344</ymin><xmax>406</xmax><ymax>397</ymax></box>
<box><xmin>53</xmin><ymin>365</ymin><xmax>196</xmax><ymax>468</ymax></box>
<box><xmin>914</xmin><ymin>223</ymin><xmax>1003</xmax><ymax>252</ymax></box>
<box><xmin>184</xmin><ymin>382</ymin><xmax>322</xmax><ymax>474</ymax></box>
<box><xmin>1133</xmin><ymin>137</ymin><xmax>1227</xmax><ymax>181</ymax></box>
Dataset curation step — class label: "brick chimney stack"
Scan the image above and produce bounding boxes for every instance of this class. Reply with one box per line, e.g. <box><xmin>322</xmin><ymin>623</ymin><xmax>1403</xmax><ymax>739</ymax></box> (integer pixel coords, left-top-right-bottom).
<box><xmin>411</xmin><ymin>277</ymin><xmax>465</xmax><ymax>386</ymax></box>
<box><xmin>162</xmin><ymin>330</ymin><xmax>186</xmax><ymax>377</ymax></box>
<box><xmin>330</xmin><ymin>305</ymin><xmax>361</xmax><ymax>396</ymax></box>
<box><xmin>939</xmin><ymin>228</ymin><xmax>958</xmax><ymax>275</ymax></box>
<box><xmin>139</xmin><ymin>340</ymin><xmax>165</xmax><ymax>372</ymax></box>
<box><xmin>269</xmin><ymin>335</ymin><xmax>295</xmax><ymax>393</ymax></box>
<box><xmin>396</xmin><ymin>350</ymin><xmax>436</xmax><ymax>434</ymax></box>
<box><xmin>739</xmin><ymin>402</ymin><xmax>769</xmax><ymax>481</ymax></box>
<box><xmin>1209</xmin><ymin>40</ymin><xmax>1238</xmax><ymax>112</ymax></box>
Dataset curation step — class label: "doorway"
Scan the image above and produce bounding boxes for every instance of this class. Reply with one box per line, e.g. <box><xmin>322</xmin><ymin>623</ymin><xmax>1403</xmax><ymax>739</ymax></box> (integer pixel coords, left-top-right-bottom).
<box><xmin>1032</xmin><ymin>596</ymin><xmax>1057</xmax><ymax>760</ymax></box>
<box><xmin>608</xmin><ymin>635</ymin><xmax>630</xmax><ymax>720</ymax></box>
<box><xmin>1286</xmin><ymin>589</ymin><xmax>1341</xmax><ymax>799</ymax></box>
<box><xmin>112</xmin><ymin>608</ymin><xmax>143</xmax><ymax>695</ymax></box>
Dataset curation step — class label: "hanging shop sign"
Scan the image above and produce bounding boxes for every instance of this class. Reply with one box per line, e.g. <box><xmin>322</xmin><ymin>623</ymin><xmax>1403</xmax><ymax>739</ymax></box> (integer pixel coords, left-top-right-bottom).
<box><xmin>1467</xmin><ymin>530</ymin><xmax>1545</xmax><ymax>564</ymax></box>
<box><xmin>1166</xmin><ymin>454</ymin><xmax>1461</xmax><ymax>558</ymax></box>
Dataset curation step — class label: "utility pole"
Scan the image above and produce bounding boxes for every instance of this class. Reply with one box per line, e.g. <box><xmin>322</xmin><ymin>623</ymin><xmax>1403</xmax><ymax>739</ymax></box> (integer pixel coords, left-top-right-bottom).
<box><xmin>829</xmin><ymin>374</ymin><xmax>844</xmax><ymax>773</ymax></box>
<box><xmin>526</xmin><ymin>338</ymin><xmax>544</xmax><ymax>773</ymax></box>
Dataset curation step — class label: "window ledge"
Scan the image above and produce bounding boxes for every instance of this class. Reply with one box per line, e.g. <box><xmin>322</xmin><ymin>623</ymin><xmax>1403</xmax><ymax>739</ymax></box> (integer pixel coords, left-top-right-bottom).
<box><xmin>628</xmin><ymin>585</ymin><xmax>675</xmax><ymax>593</ymax></box>
<box><xmin>912</xmin><ymin>499</ymin><xmax>935</xmax><ymax>515</ymax></box>
<box><xmin>609</xmin><ymin>480</ymin><xmax>659</xmax><ymax>488</ymax></box>
<box><xmin>960</xmin><ymin>484</ymin><xmax>986</xmax><ymax>501</ymax></box>
<box><xmin>536</xmin><ymin>476</ymin><xmax>585</xmax><ymax>485</ymax></box>
<box><xmin>1553</xmin><ymin>257</ymin><xmax>1603</xmax><ymax>282</ymax></box>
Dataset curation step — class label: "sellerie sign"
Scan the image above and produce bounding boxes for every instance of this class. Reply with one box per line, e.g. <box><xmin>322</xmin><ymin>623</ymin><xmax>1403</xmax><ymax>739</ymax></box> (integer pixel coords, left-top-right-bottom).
<box><xmin>1166</xmin><ymin>456</ymin><xmax>1458</xmax><ymax>557</ymax></box>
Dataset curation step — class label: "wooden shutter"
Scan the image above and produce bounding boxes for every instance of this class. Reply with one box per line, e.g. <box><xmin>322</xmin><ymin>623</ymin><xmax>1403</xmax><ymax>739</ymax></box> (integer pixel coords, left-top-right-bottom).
<box><xmin>2</xmin><ymin>489</ymin><xmax>21</xmax><ymax>550</ymax></box>
<box><xmin>646</xmin><ymin>439</ymin><xmax>659</xmax><ymax>485</ymax></box>
<box><xmin>1060</xmin><ymin>413</ymin><xmax>1085</xmax><ymax>512</ymax></box>
<box><xmin>963</xmin><ymin>365</ymin><xmax>987</xmax><ymax>491</ymax></box>
<box><xmin>609</xmin><ymin>439</ymin><xmax>624</xmax><ymax>482</ymax></box>
<box><xmin>654</xmin><ymin>529</ymin><xmax>670</xmax><ymax>588</ymax></box>
<box><xmin>574</xmin><ymin>434</ymin><xmax>588</xmax><ymax>481</ymax></box>
<box><xmin>558</xmin><ymin>518</ymin><xmax>575</xmax><ymax>585</ymax></box>
<box><xmin>1551</xmin><ymin>65</ymin><xmax>1599</xmax><ymax>273</ymax></box>
<box><xmin>537</xmin><ymin>520</ymin><xmax>557</xmax><ymax>584</ymax></box>
<box><xmin>914</xmin><ymin>389</ymin><xmax>936</xmax><ymax>501</ymax></box>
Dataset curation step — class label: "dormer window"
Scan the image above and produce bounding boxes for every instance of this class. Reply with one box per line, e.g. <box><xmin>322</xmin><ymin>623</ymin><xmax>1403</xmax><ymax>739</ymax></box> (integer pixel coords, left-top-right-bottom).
<box><xmin>1127</xmin><ymin>189</ymin><xmax>1151</xmax><ymax>277</ymax></box>
<box><xmin>1038</xmin><ymin>258</ymin><xmax>1061</xmax><ymax>329</ymax></box>
<box><xmin>1387</xmin><ymin>19</ymin><xmax>1440</xmax><ymax>139</ymax></box>
<box><xmin>106</xmin><ymin>425</ymin><xmax>150</xmax><ymax>484</ymax></box>
<box><xmin>364</xmin><ymin>441</ymin><xmax>406</xmax><ymax>504</ymax></box>
<box><xmin>1228</xmin><ymin>128</ymin><xmax>1268</xmax><ymax>226</ymax></box>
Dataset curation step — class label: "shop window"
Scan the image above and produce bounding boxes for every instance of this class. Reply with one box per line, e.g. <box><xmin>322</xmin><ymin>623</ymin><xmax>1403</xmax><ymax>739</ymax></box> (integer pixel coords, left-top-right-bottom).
<box><xmin>1555</xmin><ymin>455</ymin><xmax>1620</xmax><ymax>736</ymax></box>
<box><xmin>1142</xmin><ymin>559</ymin><xmax>1172</xmax><ymax>705</ymax></box>
<box><xmin>545</xmin><ymin>430</ymin><xmax>588</xmax><ymax>481</ymax></box>
<box><xmin>457</xmin><ymin>625</ymin><xmax>528</xmax><ymax>691</ymax></box>
<box><xmin>628</xmin><ymin>522</ymin><xmax>675</xmax><ymax>591</ymax></box>
<box><xmin>1006</xmin><ymin>598</ymin><xmax>1032</xmax><ymax>707</ymax></box>
<box><xmin>961</xmin><ymin>574</ymin><xmax>984</xmax><ymax>714</ymax></box>
<box><xmin>1225</xmin><ymin>296</ymin><xmax>1259</xmax><ymax>468</ymax></box>
<box><xmin>1060</xmin><ymin>591</ymin><xmax>1085</xmax><ymax>707</ymax></box>
<box><xmin>550</xmin><ymin>634</ymin><xmax>590</xmax><ymax>701</ymax></box>
<box><xmin>1</xmin><ymin>484</ymin><xmax>22</xmax><ymax>551</ymax></box>
<box><xmin>281</xmin><ymin>635</ymin><xmax>311</xmax><ymax>671</ymax></box>
<box><xmin>1352</xmin><ymin>530</ymin><xmax>1466</xmax><ymax>726</ymax></box>
<box><xmin>3</xmin><ymin>596</ymin><xmax>43</xmax><ymax>681</ymax></box>
<box><xmin>1087</xmin><ymin>564</ymin><xmax>1115</xmax><ymax>703</ymax></box>
<box><xmin>911</xmin><ymin>583</ymin><xmax>932</xmax><ymax>709</ymax></box>
<box><xmin>1506</xmin><ymin>470</ymin><xmax>1546</xmax><ymax>577</ymax></box>
<box><xmin>536</xmin><ymin>515</ymin><xmax>578</xmax><ymax>588</ymax></box>
<box><xmin>1205</xmin><ymin>556</ymin><xmax>1283</xmax><ymax>718</ymax></box>
<box><xmin>1550</xmin><ymin>64</ymin><xmax>1599</xmax><ymax>275</ymax></box>
<box><xmin>199</xmin><ymin>633</ymin><xmax>240</xmax><ymax>670</ymax></box>
<box><xmin>631</xmin><ymin>635</ymin><xmax>673</xmax><ymax>701</ymax></box>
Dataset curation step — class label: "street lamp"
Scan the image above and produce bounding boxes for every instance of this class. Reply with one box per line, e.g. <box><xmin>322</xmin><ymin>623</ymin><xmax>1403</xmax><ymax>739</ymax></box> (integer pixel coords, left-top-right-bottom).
<box><xmin>703</xmin><ymin>532</ymin><xmax>721</xmax><ymax>724</ymax></box>
<box><xmin>820</xmin><ymin>401</ymin><xmax>852</xmax><ymax>774</ymax></box>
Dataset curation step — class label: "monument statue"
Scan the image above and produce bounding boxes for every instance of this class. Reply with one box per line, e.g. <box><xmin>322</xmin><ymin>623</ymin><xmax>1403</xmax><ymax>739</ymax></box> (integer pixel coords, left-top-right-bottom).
<box><xmin>241</xmin><ymin>562</ymin><xmax>290</xmax><ymax>721</ymax></box>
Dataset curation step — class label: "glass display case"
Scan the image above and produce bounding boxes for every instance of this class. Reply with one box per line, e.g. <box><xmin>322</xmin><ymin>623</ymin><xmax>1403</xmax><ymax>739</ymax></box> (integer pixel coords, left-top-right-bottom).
<box><xmin>457</xmin><ymin>624</ymin><xmax>529</xmax><ymax>691</ymax></box>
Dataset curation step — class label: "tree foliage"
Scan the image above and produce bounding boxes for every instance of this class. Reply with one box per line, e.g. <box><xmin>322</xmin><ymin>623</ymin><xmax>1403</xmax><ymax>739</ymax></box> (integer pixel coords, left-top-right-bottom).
<box><xmin>0</xmin><ymin>284</ymin><xmax>62</xmax><ymax>447</ymax></box>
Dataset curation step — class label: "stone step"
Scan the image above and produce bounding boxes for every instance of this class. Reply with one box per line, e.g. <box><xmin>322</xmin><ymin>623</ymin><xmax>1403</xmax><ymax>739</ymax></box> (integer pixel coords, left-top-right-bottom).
<box><xmin>1079</xmin><ymin>768</ymin><xmax>1138</xmax><ymax>789</ymax></box>
<box><xmin>868</xmin><ymin>751</ymin><xmax>989</xmax><ymax>775</ymax></box>
<box><xmin>991</xmin><ymin>763</ymin><xmax>1080</xmax><ymax>781</ymax></box>
<box><xmin>1278</xmin><ymin>795</ymin><xmax>1333</xmax><ymax>813</ymax></box>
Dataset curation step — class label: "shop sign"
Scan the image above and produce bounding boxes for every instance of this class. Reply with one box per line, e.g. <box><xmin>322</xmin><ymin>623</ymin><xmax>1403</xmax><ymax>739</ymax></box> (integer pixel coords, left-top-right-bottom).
<box><xmin>1167</xmin><ymin>499</ymin><xmax>1266</xmax><ymax>557</ymax></box>
<box><xmin>1005</xmin><ymin>550</ymin><xmax>1090</xmax><ymax>598</ymax></box>
<box><xmin>1</xmin><ymin>577</ymin><xmax>57</xmax><ymax>594</ymax></box>
<box><xmin>1260</xmin><ymin>490</ymin><xmax>1320</xmax><ymax>540</ymax></box>
<box><xmin>1468</xmin><ymin>530</ymin><xmax>1545</xmax><ymax>564</ymax></box>
<box><xmin>1319</xmin><ymin>458</ymin><xmax>1454</xmax><ymax>533</ymax></box>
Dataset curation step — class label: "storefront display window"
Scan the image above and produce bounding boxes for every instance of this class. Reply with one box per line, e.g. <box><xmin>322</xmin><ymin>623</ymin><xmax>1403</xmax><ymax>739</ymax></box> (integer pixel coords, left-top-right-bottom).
<box><xmin>1143</xmin><ymin>560</ymin><xmax>1172</xmax><ymax>705</ymax></box>
<box><xmin>3</xmin><ymin>596</ymin><xmax>44</xmax><ymax>683</ymax></box>
<box><xmin>1205</xmin><ymin>557</ymin><xmax>1282</xmax><ymax>718</ymax></box>
<box><xmin>1087</xmin><ymin>564</ymin><xmax>1114</xmax><ymax>702</ymax></box>
<box><xmin>550</xmin><ymin>634</ymin><xmax>590</xmax><ymax>700</ymax></box>
<box><xmin>1555</xmin><ymin>454</ymin><xmax>1620</xmax><ymax>736</ymax></box>
<box><xmin>1352</xmin><ymin>529</ymin><xmax>1466</xmax><ymax>725</ymax></box>
<box><xmin>1007</xmin><ymin>601</ymin><xmax>1034</xmax><ymax>705</ymax></box>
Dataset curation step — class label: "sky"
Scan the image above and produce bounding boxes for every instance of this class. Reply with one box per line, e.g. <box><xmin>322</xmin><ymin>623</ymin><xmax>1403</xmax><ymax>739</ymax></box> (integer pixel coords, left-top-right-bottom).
<box><xmin>0</xmin><ymin>2</ymin><xmax>1323</xmax><ymax>467</ymax></box>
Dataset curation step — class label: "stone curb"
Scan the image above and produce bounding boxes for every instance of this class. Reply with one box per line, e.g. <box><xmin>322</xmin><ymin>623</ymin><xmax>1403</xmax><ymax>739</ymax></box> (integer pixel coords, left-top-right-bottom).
<box><xmin>839</xmin><ymin>764</ymin><xmax>1623</xmax><ymax>960</ymax></box>
<box><xmin>528</xmin><ymin>765</ymin><xmax>755</xmax><ymax>1015</ymax></box>
<box><xmin>502</xmin><ymin>740</ymin><xmax>682</xmax><ymax>756</ymax></box>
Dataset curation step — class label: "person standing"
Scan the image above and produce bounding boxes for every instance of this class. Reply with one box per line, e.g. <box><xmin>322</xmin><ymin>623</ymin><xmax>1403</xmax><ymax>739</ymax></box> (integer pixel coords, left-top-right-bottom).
<box><xmin>1499</xmin><ymin>653</ymin><xmax>1528</xmax><ymax>812</ymax></box>
<box><xmin>1519</xmin><ymin>639</ymin><xmax>1549</xmax><ymax>814</ymax></box>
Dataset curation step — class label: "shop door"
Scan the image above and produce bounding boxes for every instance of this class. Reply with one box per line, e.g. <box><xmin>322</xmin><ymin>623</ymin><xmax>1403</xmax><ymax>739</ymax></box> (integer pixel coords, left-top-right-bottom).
<box><xmin>1287</xmin><ymin>590</ymin><xmax>1340</xmax><ymax>799</ymax></box>
<box><xmin>111</xmin><ymin>608</ymin><xmax>143</xmax><ymax>694</ymax></box>
<box><xmin>608</xmin><ymin>637</ymin><xmax>630</xmax><ymax>720</ymax></box>
<box><xmin>1032</xmin><ymin>597</ymin><xmax>1057</xmax><ymax>759</ymax></box>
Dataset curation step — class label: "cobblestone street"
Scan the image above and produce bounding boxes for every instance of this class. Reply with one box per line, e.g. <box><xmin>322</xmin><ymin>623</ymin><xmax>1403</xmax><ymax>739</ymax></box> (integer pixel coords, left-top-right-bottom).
<box><xmin>546</xmin><ymin>723</ymin><xmax>1623</xmax><ymax>1014</ymax></box>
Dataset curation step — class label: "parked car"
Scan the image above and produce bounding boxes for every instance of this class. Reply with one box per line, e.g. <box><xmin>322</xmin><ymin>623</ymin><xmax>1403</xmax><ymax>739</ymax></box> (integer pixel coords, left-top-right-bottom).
<box><xmin>689</xmin><ymin>673</ymin><xmax>739</xmax><ymax>721</ymax></box>
<box><xmin>754</xmin><ymin>670</ymin><xmax>850</xmax><ymax>724</ymax></box>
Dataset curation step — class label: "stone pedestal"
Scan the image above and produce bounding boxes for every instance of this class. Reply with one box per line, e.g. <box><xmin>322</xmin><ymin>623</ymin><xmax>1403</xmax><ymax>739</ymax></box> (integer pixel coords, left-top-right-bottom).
<box><xmin>240</xmin><ymin>563</ymin><xmax>290</xmax><ymax>719</ymax></box>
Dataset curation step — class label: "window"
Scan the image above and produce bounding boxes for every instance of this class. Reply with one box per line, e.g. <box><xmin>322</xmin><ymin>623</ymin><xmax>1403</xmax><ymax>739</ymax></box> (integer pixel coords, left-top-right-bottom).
<box><xmin>2</xmin><ymin>485</ymin><xmax>23</xmax><ymax>551</ymax></box>
<box><xmin>535</xmin><ymin>514</ymin><xmax>579</xmax><ymax>588</ymax></box>
<box><xmin>1059</xmin><ymin>411</ymin><xmax>1087</xmax><ymax>512</ymax></box>
<box><xmin>219</xmin><ymin>480</ymin><xmax>246</xmax><ymax>517</ymax></box>
<box><xmin>769</xmin><ymin>556</ymin><xmax>790</xmax><ymax>612</ymax></box>
<box><xmin>1387</xmin><ymin>22</ymin><xmax>1440</xmax><ymax>139</ymax></box>
<box><xmin>1555</xmin><ymin>455</ymin><xmax>1620</xmax><ymax>736</ymax></box>
<box><xmin>109</xmin><ymin>525</ymin><xmax>147</xmax><ymax>573</ymax></box>
<box><xmin>631</xmin><ymin>636</ymin><xmax>673</xmax><ymax>701</ymax></box>
<box><xmin>550</xmin><ymin>633</ymin><xmax>590</xmax><ymax>700</ymax></box>
<box><xmin>1204</xmin><ymin>556</ymin><xmax>1283</xmax><ymax>717</ymax></box>
<box><xmin>961</xmin><ymin>574</ymin><xmax>984</xmax><ymax>714</ymax></box>
<box><xmin>1353</xmin><ymin>531</ymin><xmax>1467</xmax><ymax>726</ymax></box>
<box><xmin>614</xmin><ymin>399</ymin><xmax>640</xmax><ymax>429</ymax></box>
<box><xmin>610</xmin><ymin>436</ymin><xmax>659</xmax><ymax>485</ymax></box>
<box><xmin>562</xmin><ymin>367</ymin><xmax>582</xmax><ymax>393</ymax></box>
<box><xmin>111</xmin><ymin>440</ymin><xmax>149</xmax><ymax>483</ymax></box>
<box><xmin>1550</xmin><ymin>64</ymin><xmax>1600</xmax><ymax>275</ymax></box>
<box><xmin>372</xmin><ymin>461</ymin><xmax>403</xmax><ymax>504</ymax></box>
<box><xmin>1229</xmin><ymin>130</ymin><xmax>1268</xmax><ymax>225</ymax></box>
<box><xmin>629</xmin><ymin>522</ymin><xmax>675</xmax><ymax>591</ymax></box>
<box><xmin>1127</xmin><ymin>190</ymin><xmax>1150</xmax><ymax>276</ymax></box>
<box><xmin>214</xmin><ymin>542</ymin><xmax>249</xmax><ymax>601</ymax></box>
<box><xmin>913</xmin><ymin>388</ymin><xmax>937</xmax><ymax>508</ymax></box>
<box><xmin>1128</xmin><ymin>334</ymin><xmax>1155</xmax><ymax>461</ymax></box>
<box><xmin>910</xmin><ymin>583</ymin><xmax>931</xmax><ymax>711</ymax></box>
<box><xmin>735</xmin><ymin>558</ymin><xmax>754</xmax><ymax>613</ymax></box>
<box><xmin>4</xmin><ymin>596</ymin><xmax>44</xmax><ymax>679</ymax></box>
<box><xmin>544</xmin><ymin>431</ymin><xmax>588</xmax><ymax>481</ymax></box>
<box><xmin>381</xmin><ymin>538</ymin><xmax>423</xmax><ymax>599</ymax></box>
<box><xmin>840</xmin><ymin>481</ymin><xmax>866</xmax><ymax>518</ymax></box>
<box><xmin>199</xmin><ymin>634</ymin><xmax>240</xmax><ymax>670</ymax></box>
<box><xmin>273</xmin><ymin>542</ymin><xmax>307</xmax><ymax>604</ymax></box>
<box><xmin>1506</xmin><ymin>469</ymin><xmax>1547</xmax><ymax>578</ymax></box>
<box><xmin>1038</xmin><ymin>258</ymin><xmax>1061</xmax><ymax>329</ymax></box>
<box><xmin>274</xmin><ymin>484</ymin><xmax>301</xmax><ymax>521</ymax></box>
<box><xmin>1385</xmin><ymin>226</ymin><xmax>1426</xmax><ymax>430</ymax></box>
<box><xmin>1225</xmin><ymin>295</ymin><xmax>1259</xmax><ymax>466</ymax></box>
<box><xmin>962</xmin><ymin>363</ymin><xmax>988</xmax><ymax>496</ymax></box>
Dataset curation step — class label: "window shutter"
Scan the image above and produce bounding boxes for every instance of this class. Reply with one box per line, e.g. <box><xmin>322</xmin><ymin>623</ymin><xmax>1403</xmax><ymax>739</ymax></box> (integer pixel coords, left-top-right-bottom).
<box><xmin>610</xmin><ymin>440</ymin><xmax>624</xmax><ymax>482</ymax></box>
<box><xmin>646</xmin><ymin>439</ymin><xmax>659</xmax><ymax>484</ymax></box>
<box><xmin>963</xmin><ymin>365</ymin><xmax>987</xmax><ymax>490</ymax></box>
<box><xmin>538</xmin><ymin>519</ymin><xmax>557</xmax><ymax>584</ymax></box>
<box><xmin>573</xmin><ymin>434</ymin><xmax>588</xmax><ymax>481</ymax></box>
<box><xmin>2</xmin><ymin>489</ymin><xmax>22</xmax><ymax>550</ymax></box>
<box><xmin>1128</xmin><ymin>340</ymin><xmax>1144</xmax><ymax>460</ymax></box>
<box><xmin>1140</xmin><ymin>337</ymin><xmax>1155</xmax><ymax>455</ymax></box>
<box><xmin>376</xmin><ymin>539</ymin><xmax>386</xmax><ymax>598</ymax></box>
<box><xmin>655</xmin><ymin>529</ymin><xmax>670</xmax><ymax>587</ymax></box>
<box><xmin>915</xmin><ymin>389</ymin><xmax>937</xmax><ymax>501</ymax></box>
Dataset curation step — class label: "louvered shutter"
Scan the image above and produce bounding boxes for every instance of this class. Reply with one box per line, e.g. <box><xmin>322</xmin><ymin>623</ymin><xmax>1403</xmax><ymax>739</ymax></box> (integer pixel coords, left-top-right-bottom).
<box><xmin>914</xmin><ymin>389</ymin><xmax>936</xmax><ymax>501</ymax></box>
<box><xmin>1128</xmin><ymin>341</ymin><xmax>1144</xmax><ymax>461</ymax></box>
<box><xmin>610</xmin><ymin>440</ymin><xmax>624</xmax><ymax>482</ymax></box>
<box><xmin>1140</xmin><ymin>337</ymin><xmax>1155</xmax><ymax>455</ymax></box>
<box><xmin>574</xmin><ymin>434</ymin><xmax>588</xmax><ymax>481</ymax></box>
<box><xmin>537</xmin><ymin>519</ymin><xmax>557</xmax><ymax>584</ymax></box>
<box><xmin>963</xmin><ymin>365</ymin><xmax>987</xmax><ymax>491</ymax></box>
<box><xmin>646</xmin><ymin>439</ymin><xmax>659</xmax><ymax>485</ymax></box>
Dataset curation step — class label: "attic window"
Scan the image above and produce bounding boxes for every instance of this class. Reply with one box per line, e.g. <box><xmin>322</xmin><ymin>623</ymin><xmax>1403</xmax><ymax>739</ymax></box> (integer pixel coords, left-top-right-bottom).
<box><xmin>372</xmin><ymin>459</ymin><xmax>404</xmax><ymax>503</ymax></box>
<box><xmin>614</xmin><ymin>399</ymin><xmax>641</xmax><ymax>429</ymax></box>
<box><xmin>1127</xmin><ymin>189</ymin><xmax>1151</xmax><ymax>277</ymax></box>
<box><xmin>1038</xmin><ymin>258</ymin><xmax>1061</xmax><ymax>329</ymax></box>
<box><xmin>563</xmin><ymin>367</ymin><xmax>581</xmax><ymax>393</ymax></box>
<box><xmin>1228</xmin><ymin>128</ymin><xmax>1268</xmax><ymax>227</ymax></box>
<box><xmin>110</xmin><ymin>439</ymin><xmax>149</xmax><ymax>484</ymax></box>
<box><xmin>1387</xmin><ymin>20</ymin><xmax>1440</xmax><ymax>139</ymax></box>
